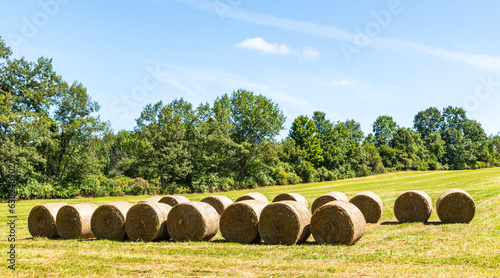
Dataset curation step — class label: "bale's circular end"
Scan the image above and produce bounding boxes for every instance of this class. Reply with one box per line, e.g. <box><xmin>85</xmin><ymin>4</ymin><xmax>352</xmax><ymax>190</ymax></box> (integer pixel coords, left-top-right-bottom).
<box><xmin>159</xmin><ymin>195</ymin><xmax>190</xmax><ymax>207</ymax></box>
<box><xmin>311</xmin><ymin>200</ymin><xmax>366</xmax><ymax>245</ymax></box>
<box><xmin>394</xmin><ymin>190</ymin><xmax>432</xmax><ymax>223</ymax></box>
<box><xmin>311</xmin><ymin>191</ymin><xmax>349</xmax><ymax>213</ymax></box>
<box><xmin>167</xmin><ymin>202</ymin><xmax>219</xmax><ymax>242</ymax></box>
<box><xmin>91</xmin><ymin>201</ymin><xmax>133</xmax><ymax>240</ymax></box>
<box><xmin>436</xmin><ymin>189</ymin><xmax>475</xmax><ymax>223</ymax></box>
<box><xmin>201</xmin><ymin>195</ymin><xmax>233</xmax><ymax>215</ymax></box>
<box><xmin>235</xmin><ymin>192</ymin><xmax>270</xmax><ymax>205</ymax></box>
<box><xmin>272</xmin><ymin>193</ymin><xmax>308</xmax><ymax>209</ymax></box>
<box><xmin>349</xmin><ymin>191</ymin><xmax>383</xmax><ymax>223</ymax></box>
<box><xmin>258</xmin><ymin>201</ymin><xmax>311</xmax><ymax>245</ymax></box>
<box><xmin>28</xmin><ymin>202</ymin><xmax>67</xmax><ymax>238</ymax></box>
<box><xmin>56</xmin><ymin>203</ymin><xmax>98</xmax><ymax>239</ymax></box>
<box><xmin>220</xmin><ymin>200</ymin><xmax>266</xmax><ymax>244</ymax></box>
<box><xmin>126</xmin><ymin>202</ymin><xmax>172</xmax><ymax>242</ymax></box>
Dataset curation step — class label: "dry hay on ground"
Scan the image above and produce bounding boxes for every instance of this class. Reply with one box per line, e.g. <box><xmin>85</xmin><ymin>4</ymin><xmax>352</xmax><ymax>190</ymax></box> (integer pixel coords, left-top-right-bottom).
<box><xmin>28</xmin><ymin>202</ymin><xmax>68</xmax><ymax>238</ymax></box>
<box><xmin>159</xmin><ymin>195</ymin><xmax>190</xmax><ymax>207</ymax></box>
<box><xmin>311</xmin><ymin>191</ymin><xmax>349</xmax><ymax>213</ymax></box>
<box><xmin>167</xmin><ymin>201</ymin><xmax>219</xmax><ymax>242</ymax></box>
<box><xmin>311</xmin><ymin>200</ymin><xmax>366</xmax><ymax>245</ymax></box>
<box><xmin>56</xmin><ymin>203</ymin><xmax>98</xmax><ymax>239</ymax></box>
<box><xmin>220</xmin><ymin>200</ymin><xmax>266</xmax><ymax>244</ymax></box>
<box><xmin>349</xmin><ymin>191</ymin><xmax>383</xmax><ymax>223</ymax></box>
<box><xmin>91</xmin><ymin>201</ymin><xmax>133</xmax><ymax>240</ymax></box>
<box><xmin>436</xmin><ymin>188</ymin><xmax>475</xmax><ymax>223</ymax></box>
<box><xmin>258</xmin><ymin>201</ymin><xmax>311</xmax><ymax>245</ymax></box>
<box><xmin>235</xmin><ymin>192</ymin><xmax>270</xmax><ymax>205</ymax></box>
<box><xmin>126</xmin><ymin>201</ymin><xmax>172</xmax><ymax>241</ymax></box>
<box><xmin>201</xmin><ymin>195</ymin><xmax>233</xmax><ymax>215</ymax></box>
<box><xmin>272</xmin><ymin>193</ymin><xmax>309</xmax><ymax>209</ymax></box>
<box><xmin>394</xmin><ymin>190</ymin><xmax>432</xmax><ymax>223</ymax></box>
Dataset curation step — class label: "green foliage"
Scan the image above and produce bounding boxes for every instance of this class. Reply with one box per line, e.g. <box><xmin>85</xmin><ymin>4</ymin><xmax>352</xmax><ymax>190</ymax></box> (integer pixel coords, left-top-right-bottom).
<box><xmin>1</xmin><ymin>36</ymin><xmax>499</xmax><ymax>199</ymax></box>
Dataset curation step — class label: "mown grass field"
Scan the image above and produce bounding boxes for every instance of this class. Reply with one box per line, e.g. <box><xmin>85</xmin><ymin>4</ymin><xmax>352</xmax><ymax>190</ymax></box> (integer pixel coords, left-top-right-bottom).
<box><xmin>1</xmin><ymin>168</ymin><xmax>500</xmax><ymax>277</ymax></box>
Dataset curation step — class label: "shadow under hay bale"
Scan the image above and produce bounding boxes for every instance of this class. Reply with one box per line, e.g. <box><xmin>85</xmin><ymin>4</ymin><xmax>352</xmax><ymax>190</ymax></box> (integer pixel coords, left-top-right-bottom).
<box><xmin>272</xmin><ymin>193</ymin><xmax>309</xmax><ymax>209</ymax></box>
<box><xmin>201</xmin><ymin>195</ymin><xmax>233</xmax><ymax>215</ymax></box>
<box><xmin>311</xmin><ymin>191</ymin><xmax>349</xmax><ymax>213</ymax></box>
<box><xmin>436</xmin><ymin>188</ymin><xmax>475</xmax><ymax>223</ymax></box>
<box><xmin>220</xmin><ymin>200</ymin><xmax>266</xmax><ymax>244</ymax></box>
<box><xmin>159</xmin><ymin>195</ymin><xmax>190</xmax><ymax>207</ymax></box>
<box><xmin>126</xmin><ymin>202</ymin><xmax>172</xmax><ymax>242</ymax></box>
<box><xmin>394</xmin><ymin>190</ymin><xmax>432</xmax><ymax>223</ymax></box>
<box><xmin>28</xmin><ymin>202</ymin><xmax>68</xmax><ymax>238</ymax></box>
<box><xmin>56</xmin><ymin>203</ymin><xmax>98</xmax><ymax>239</ymax></box>
<box><xmin>311</xmin><ymin>200</ymin><xmax>366</xmax><ymax>245</ymax></box>
<box><xmin>349</xmin><ymin>191</ymin><xmax>383</xmax><ymax>223</ymax></box>
<box><xmin>91</xmin><ymin>201</ymin><xmax>133</xmax><ymax>240</ymax></box>
<box><xmin>258</xmin><ymin>201</ymin><xmax>311</xmax><ymax>245</ymax></box>
<box><xmin>235</xmin><ymin>192</ymin><xmax>270</xmax><ymax>205</ymax></box>
<box><xmin>167</xmin><ymin>202</ymin><xmax>219</xmax><ymax>242</ymax></box>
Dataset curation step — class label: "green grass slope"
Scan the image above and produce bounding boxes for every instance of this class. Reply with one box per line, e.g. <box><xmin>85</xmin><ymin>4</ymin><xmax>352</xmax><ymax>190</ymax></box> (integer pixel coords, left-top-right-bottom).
<box><xmin>1</xmin><ymin>168</ymin><xmax>499</xmax><ymax>277</ymax></box>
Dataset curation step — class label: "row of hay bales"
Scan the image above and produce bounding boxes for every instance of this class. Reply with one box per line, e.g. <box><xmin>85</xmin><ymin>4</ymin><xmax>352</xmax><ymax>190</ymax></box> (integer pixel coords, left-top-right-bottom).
<box><xmin>28</xmin><ymin>188</ymin><xmax>475</xmax><ymax>246</ymax></box>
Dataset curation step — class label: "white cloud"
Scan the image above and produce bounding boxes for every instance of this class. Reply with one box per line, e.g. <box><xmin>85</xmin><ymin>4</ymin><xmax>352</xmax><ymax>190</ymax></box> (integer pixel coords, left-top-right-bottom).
<box><xmin>235</xmin><ymin>37</ymin><xmax>291</xmax><ymax>55</ymax></box>
<box><xmin>330</xmin><ymin>80</ymin><xmax>354</xmax><ymax>86</ymax></box>
<box><xmin>235</xmin><ymin>37</ymin><xmax>320</xmax><ymax>60</ymax></box>
<box><xmin>303</xmin><ymin>47</ymin><xmax>320</xmax><ymax>60</ymax></box>
<box><xmin>175</xmin><ymin>0</ymin><xmax>500</xmax><ymax>72</ymax></box>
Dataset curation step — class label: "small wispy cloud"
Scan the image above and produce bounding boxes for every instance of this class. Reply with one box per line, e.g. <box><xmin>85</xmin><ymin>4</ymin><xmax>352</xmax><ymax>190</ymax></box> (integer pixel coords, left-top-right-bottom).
<box><xmin>330</xmin><ymin>80</ymin><xmax>354</xmax><ymax>86</ymax></box>
<box><xmin>235</xmin><ymin>37</ymin><xmax>320</xmax><ymax>60</ymax></box>
<box><xmin>235</xmin><ymin>37</ymin><xmax>291</xmax><ymax>55</ymax></box>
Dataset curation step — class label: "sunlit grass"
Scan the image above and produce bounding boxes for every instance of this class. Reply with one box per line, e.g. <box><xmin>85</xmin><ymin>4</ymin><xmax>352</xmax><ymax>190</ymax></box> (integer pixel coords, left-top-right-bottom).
<box><xmin>1</xmin><ymin>168</ymin><xmax>499</xmax><ymax>277</ymax></box>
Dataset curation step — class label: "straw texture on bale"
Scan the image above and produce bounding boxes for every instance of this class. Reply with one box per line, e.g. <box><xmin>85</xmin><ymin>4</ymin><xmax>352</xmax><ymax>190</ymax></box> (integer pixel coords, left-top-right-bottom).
<box><xmin>56</xmin><ymin>203</ymin><xmax>98</xmax><ymax>239</ymax></box>
<box><xmin>201</xmin><ymin>195</ymin><xmax>233</xmax><ymax>215</ymax></box>
<box><xmin>311</xmin><ymin>200</ymin><xmax>366</xmax><ymax>245</ymax></box>
<box><xmin>140</xmin><ymin>196</ymin><xmax>163</xmax><ymax>203</ymax></box>
<box><xmin>167</xmin><ymin>202</ymin><xmax>219</xmax><ymax>242</ymax></box>
<box><xmin>220</xmin><ymin>200</ymin><xmax>266</xmax><ymax>244</ymax></box>
<box><xmin>272</xmin><ymin>193</ymin><xmax>309</xmax><ymax>209</ymax></box>
<box><xmin>235</xmin><ymin>192</ymin><xmax>269</xmax><ymax>205</ymax></box>
<box><xmin>436</xmin><ymin>188</ymin><xmax>475</xmax><ymax>223</ymax></box>
<box><xmin>394</xmin><ymin>190</ymin><xmax>432</xmax><ymax>223</ymax></box>
<box><xmin>91</xmin><ymin>201</ymin><xmax>133</xmax><ymax>240</ymax></box>
<box><xmin>349</xmin><ymin>191</ymin><xmax>383</xmax><ymax>223</ymax></box>
<box><xmin>311</xmin><ymin>191</ymin><xmax>349</xmax><ymax>213</ymax></box>
<box><xmin>258</xmin><ymin>201</ymin><xmax>311</xmax><ymax>245</ymax></box>
<box><xmin>28</xmin><ymin>202</ymin><xmax>67</xmax><ymax>238</ymax></box>
<box><xmin>159</xmin><ymin>195</ymin><xmax>190</xmax><ymax>207</ymax></box>
<box><xmin>126</xmin><ymin>202</ymin><xmax>172</xmax><ymax>241</ymax></box>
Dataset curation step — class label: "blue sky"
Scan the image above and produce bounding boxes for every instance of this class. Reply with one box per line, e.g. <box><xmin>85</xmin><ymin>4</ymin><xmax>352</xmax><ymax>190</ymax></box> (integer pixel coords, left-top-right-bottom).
<box><xmin>2</xmin><ymin>0</ymin><xmax>500</xmax><ymax>138</ymax></box>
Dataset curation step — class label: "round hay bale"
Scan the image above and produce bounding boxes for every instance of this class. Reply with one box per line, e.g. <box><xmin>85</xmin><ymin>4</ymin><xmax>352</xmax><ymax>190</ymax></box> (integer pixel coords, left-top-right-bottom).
<box><xmin>220</xmin><ymin>200</ymin><xmax>266</xmax><ymax>244</ymax></box>
<box><xmin>272</xmin><ymin>193</ymin><xmax>309</xmax><ymax>209</ymax></box>
<box><xmin>311</xmin><ymin>200</ymin><xmax>366</xmax><ymax>245</ymax></box>
<box><xmin>394</xmin><ymin>190</ymin><xmax>432</xmax><ymax>223</ymax></box>
<box><xmin>91</xmin><ymin>201</ymin><xmax>133</xmax><ymax>240</ymax></box>
<box><xmin>159</xmin><ymin>195</ymin><xmax>190</xmax><ymax>207</ymax></box>
<box><xmin>201</xmin><ymin>195</ymin><xmax>233</xmax><ymax>215</ymax></box>
<box><xmin>126</xmin><ymin>202</ymin><xmax>172</xmax><ymax>241</ymax></box>
<box><xmin>235</xmin><ymin>192</ymin><xmax>269</xmax><ymax>205</ymax></box>
<box><xmin>140</xmin><ymin>196</ymin><xmax>163</xmax><ymax>203</ymax></box>
<box><xmin>349</xmin><ymin>191</ymin><xmax>383</xmax><ymax>223</ymax></box>
<box><xmin>167</xmin><ymin>202</ymin><xmax>219</xmax><ymax>242</ymax></box>
<box><xmin>311</xmin><ymin>191</ymin><xmax>349</xmax><ymax>213</ymax></box>
<box><xmin>28</xmin><ymin>202</ymin><xmax>68</xmax><ymax>238</ymax></box>
<box><xmin>258</xmin><ymin>201</ymin><xmax>311</xmax><ymax>245</ymax></box>
<box><xmin>436</xmin><ymin>189</ymin><xmax>475</xmax><ymax>223</ymax></box>
<box><xmin>56</xmin><ymin>203</ymin><xmax>98</xmax><ymax>239</ymax></box>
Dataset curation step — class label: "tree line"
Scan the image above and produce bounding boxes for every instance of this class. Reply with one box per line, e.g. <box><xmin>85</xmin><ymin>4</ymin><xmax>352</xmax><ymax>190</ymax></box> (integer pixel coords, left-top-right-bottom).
<box><xmin>1</xmin><ymin>37</ymin><xmax>499</xmax><ymax>199</ymax></box>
